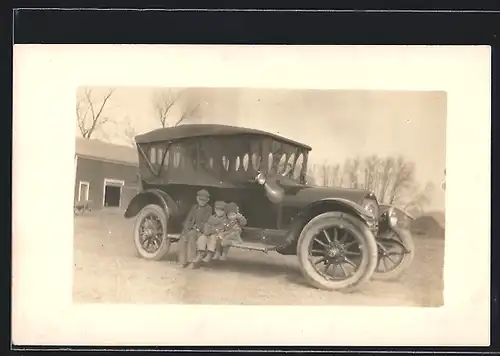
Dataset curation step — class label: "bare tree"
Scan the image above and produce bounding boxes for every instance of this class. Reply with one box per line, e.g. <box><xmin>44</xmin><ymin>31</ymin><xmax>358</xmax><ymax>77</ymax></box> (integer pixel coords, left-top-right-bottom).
<box><xmin>342</xmin><ymin>159</ymin><xmax>352</xmax><ymax>187</ymax></box>
<box><xmin>378</xmin><ymin>157</ymin><xmax>395</xmax><ymax>203</ymax></box>
<box><xmin>331</xmin><ymin>164</ymin><xmax>342</xmax><ymax>187</ymax></box>
<box><xmin>403</xmin><ymin>181</ymin><xmax>435</xmax><ymax>217</ymax></box>
<box><xmin>363</xmin><ymin>155</ymin><xmax>379</xmax><ymax>192</ymax></box>
<box><xmin>387</xmin><ymin>157</ymin><xmax>416</xmax><ymax>205</ymax></box>
<box><xmin>311</xmin><ymin>155</ymin><xmax>433</xmax><ymax>214</ymax></box>
<box><xmin>351</xmin><ymin>157</ymin><xmax>362</xmax><ymax>188</ymax></box>
<box><xmin>321</xmin><ymin>163</ymin><xmax>330</xmax><ymax>187</ymax></box>
<box><xmin>174</xmin><ymin>99</ymin><xmax>201</xmax><ymax>127</ymax></box>
<box><xmin>308</xmin><ymin>163</ymin><xmax>320</xmax><ymax>186</ymax></box>
<box><xmin>152</xmin><ymin>89</ymin><xmax>178</xmax><ymax>128</ymax></box>
<box><xmin>343</xmin><ymin>157</ymin><xmax>362</xmax><ymax>188</ymax></box>
<box><xmin>76</xmin><ymin>88</ymin><xmax>116</xmax><ymax>139</ymax></box>
<box><xmin>152</xmin><ymin>89</ymin><xmax>202</xmax><ymax>128</ymax></box>
<box><xmin>308</xmin><ymin>162</ymin><xmax>343</xmax><ymax>188</ymax></box>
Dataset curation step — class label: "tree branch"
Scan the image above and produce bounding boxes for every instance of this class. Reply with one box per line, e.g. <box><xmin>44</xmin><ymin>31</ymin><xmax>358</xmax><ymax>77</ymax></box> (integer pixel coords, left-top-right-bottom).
<box><xmin>86</xmin><ymin>88</ymin><xmax>115</xmax><ymax>138</ymax></box>
<box><xmin>76</xmin><ymin>88</ymin><xmax>116</xmax><ymax>139</ymax></box>
<box><xmin>174</xmin><ymin>101</ymin><xmax>201</xmax><ymax>127</ymax></box>
<box><xmin>315</xmin><ymin>155</ymin><xmax>422</xmax><ymax>207</ymax></box>
<box><xmin>153</xmin><ymin>89</ymin><xmax>179</xmax><ymax>128</ymax></box>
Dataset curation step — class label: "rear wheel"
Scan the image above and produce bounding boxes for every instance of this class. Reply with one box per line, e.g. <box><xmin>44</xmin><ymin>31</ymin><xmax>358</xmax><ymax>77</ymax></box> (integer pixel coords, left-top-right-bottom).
<box><xmin>133</xmin><ymin>204</ymin><xmax>171</xmax><ymax>260</ymax></box>
<box><xmin>372</xmin><ymin>227</ymin><xmax>415</xmax><ymax>280</ymax></box>
<box><xmin>297</xmin><ymin>212</ymin><xmax>378</xmax><ymax>291</ymax></box>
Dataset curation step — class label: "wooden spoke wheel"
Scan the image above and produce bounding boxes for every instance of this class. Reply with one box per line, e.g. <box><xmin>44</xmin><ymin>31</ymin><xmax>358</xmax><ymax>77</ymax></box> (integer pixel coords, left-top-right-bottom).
<box><xmin>297</xmin><ymin>212</ymin><xmax>378</xmax><ymax>291</ymax></box>
<box><xmin>372</xmin><ymin>227</ymin><xmax>415</xmax><ymax>281</ymax></box>
<box><xmin>133</xmin><ymin>204</ymin><xmax>171</xmax><ymax>261</ymax></box>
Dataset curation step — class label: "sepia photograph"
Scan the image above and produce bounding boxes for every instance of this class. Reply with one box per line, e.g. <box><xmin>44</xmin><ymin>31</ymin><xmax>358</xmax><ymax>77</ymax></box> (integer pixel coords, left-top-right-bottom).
<box><xmin>12</xmin><ymin>45</ymin><xmax>490</xmax><ymax>346</ymax></box>
<box><xmin>73</xmin><ymin>86</ymin><xmax>447</xmax><ymax>306</ymax></box>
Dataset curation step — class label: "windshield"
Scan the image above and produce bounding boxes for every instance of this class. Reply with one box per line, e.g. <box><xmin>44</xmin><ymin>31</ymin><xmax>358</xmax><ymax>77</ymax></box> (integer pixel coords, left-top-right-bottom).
<box><xmin>137</xmin><ymin>134</ymin><xmax>309</xmax><ymax>185</ymax></box>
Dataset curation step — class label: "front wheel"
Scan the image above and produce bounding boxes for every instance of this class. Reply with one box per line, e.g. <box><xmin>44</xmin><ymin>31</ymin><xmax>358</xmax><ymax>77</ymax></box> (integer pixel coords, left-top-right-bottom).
<box><xmin>297</xmin><ymin>212</ymin><xmax>378</xmax><ymax>292</ymax></box>
<box><xmin>372</xmin><ymin>227</ymin><xmax>415</xmax><ymax>281</ymax></box>
<box><xmin>133</xmin><ymin>204</ymin><xmax>171</xmax><ymax>260</ymax></box>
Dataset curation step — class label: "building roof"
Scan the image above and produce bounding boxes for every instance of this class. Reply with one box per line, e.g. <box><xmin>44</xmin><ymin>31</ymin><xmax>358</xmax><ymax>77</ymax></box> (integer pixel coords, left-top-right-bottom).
<box><xmin>134</xmin><ymin>124</ymin><xmax>312</xmax><ymax>150</ymax></box>
<box><xmin>75</xmin><ymin>137</ymin><xmax>138</xmax><ymax>165</ymax></box>
<box><xmin>410</xmin><ymin>214</ymin><xmax>445</xmax><ymax>237</ymax></box>
<box><xmin>425</xmin><ymin>210</ymin><xmax>446</xmax><ymax>229</ymax></box>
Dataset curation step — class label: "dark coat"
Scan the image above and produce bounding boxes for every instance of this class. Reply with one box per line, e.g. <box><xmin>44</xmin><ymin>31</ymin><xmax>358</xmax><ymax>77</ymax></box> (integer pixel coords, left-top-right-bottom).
<box><xmin>182</xmin><ymin>204</ymin><xmax>213</xmax><ymax>233</ymax></box>
<box><xmin>203</xmin><ymin>214</ymin><xmax>228</xmax><ymax>235</ymax></box>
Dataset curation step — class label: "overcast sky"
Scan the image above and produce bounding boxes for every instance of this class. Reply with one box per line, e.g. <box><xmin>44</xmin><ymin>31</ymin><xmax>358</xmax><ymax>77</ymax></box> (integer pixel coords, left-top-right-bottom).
<box><xmin>76</xmin><ymin>87</ymin><xmax>446</xmax><ymax>211</ymax></box>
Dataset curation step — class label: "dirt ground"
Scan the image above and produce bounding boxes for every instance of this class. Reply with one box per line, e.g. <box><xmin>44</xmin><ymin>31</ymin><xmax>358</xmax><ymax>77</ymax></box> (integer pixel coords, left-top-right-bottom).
<box><xmin>73</xmin><ymin>210</ymin><xmax>444</xmax><ymax>306</ymax></box>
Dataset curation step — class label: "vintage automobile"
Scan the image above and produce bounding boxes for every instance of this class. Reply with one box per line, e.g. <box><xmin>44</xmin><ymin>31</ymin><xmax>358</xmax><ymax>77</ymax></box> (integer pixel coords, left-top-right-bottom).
<box><xmin>124</xmin><ymin>124</ymin><xmax>415</xmax><ymax>291</ymax></box>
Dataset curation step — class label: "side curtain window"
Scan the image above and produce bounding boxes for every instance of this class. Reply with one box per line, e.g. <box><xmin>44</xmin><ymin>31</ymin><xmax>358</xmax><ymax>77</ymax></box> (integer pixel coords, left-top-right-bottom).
<box><xmin>293</xmin><ymin>153</ymin><xmax>304</xmax><ymax>180</ymax></box>
<box><xmin>149</xmin><ymin>146</ymin><xmax>156</xmax><ymax>164</ymax></box>
<box><xmin>151</xmin><ymin>144</ymin><xmax>170</xmax><ymax>170</ymax></box>
<box><xmin>173</xmin><ymin>145</ymin><xmax>182</xmax><ymax>168</ymax></box>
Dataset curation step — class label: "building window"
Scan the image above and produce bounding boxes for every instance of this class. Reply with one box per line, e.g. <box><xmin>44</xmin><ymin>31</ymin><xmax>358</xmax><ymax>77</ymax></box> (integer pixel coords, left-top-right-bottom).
<box><xmin>78</xmin><ymin>181</ymin><xmax>90</xmax><ymax>202</ymax></box>
<box><xmin>103</xmin><ymin>178</ymin><xmax>125</xmax><ymax>208</ymax></box>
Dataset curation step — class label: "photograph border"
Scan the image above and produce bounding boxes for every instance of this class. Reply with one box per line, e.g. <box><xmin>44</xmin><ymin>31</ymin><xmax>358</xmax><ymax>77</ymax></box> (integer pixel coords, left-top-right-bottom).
<box><xmin>10</xmin><ymin>8</ymin><xmax>498</xmax><ymax>352</ymax></box>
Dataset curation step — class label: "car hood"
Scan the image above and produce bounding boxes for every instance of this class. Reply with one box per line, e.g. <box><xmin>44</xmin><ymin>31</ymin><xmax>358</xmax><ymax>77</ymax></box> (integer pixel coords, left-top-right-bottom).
<box><xmin>280</xmin><ymin>182</ymin><xmax>370</xmax><ymax>208</ymax></box>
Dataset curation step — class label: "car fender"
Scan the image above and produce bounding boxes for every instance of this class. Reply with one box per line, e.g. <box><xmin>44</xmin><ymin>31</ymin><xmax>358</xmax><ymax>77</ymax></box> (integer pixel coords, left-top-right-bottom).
<box><xmin>301</xmin><ymin>197</ymin><xmax>375</xmax><ymax>224</ymax></box>
<box><xmin>276</xmin><ymin>197</ymin><xmax>376</xmax><ymax>255</ymax></box>
<box><xmin>124</xmin><ymin>189</ymin><xmax>178</xmax><ymax>219</ymax></box>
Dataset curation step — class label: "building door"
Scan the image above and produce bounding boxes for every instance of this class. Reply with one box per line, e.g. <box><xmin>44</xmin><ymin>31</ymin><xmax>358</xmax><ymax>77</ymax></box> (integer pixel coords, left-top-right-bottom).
<box><xmin>103</xmin><ymin>178</ymin><xmax>124</xmax><ymax>208</ymax></box>
<box><xmin>78</xmin><ymin>181</ymin><xmax>89</xmax><ymax>202</ymax></box>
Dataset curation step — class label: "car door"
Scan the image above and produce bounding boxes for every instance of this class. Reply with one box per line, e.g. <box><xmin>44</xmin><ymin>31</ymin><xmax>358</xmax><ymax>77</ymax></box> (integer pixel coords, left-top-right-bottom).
<box><xmin>238</xmin><ymin>182</ymin><xmax>280</xmax><ymax>230</ymax></box>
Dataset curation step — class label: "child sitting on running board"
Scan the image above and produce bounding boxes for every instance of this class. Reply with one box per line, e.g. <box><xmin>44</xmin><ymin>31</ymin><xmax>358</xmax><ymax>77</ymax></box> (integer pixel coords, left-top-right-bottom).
<box><xmin>214</xmin><ymin>202</ymin><xmax>247</xmax><ymax>261</ymax></box>
<box><xmin>191</xmin><ymin>201</ymin><xmax>228</xmax><ymax>266</ymax></box>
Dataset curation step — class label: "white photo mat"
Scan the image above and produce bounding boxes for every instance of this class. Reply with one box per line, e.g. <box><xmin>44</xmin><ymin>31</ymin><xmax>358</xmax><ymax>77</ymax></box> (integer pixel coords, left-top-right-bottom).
<box><xmin>12</xmin><ymin>45</ymin><xmax>491</xmax><ymax>346</ymax></box>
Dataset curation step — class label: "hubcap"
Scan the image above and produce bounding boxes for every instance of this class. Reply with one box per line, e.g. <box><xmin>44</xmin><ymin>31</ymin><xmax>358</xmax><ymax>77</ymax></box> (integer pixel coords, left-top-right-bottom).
<box><xmin>327</xmin><ymin>244</ymin><xmax>343</xmax><ymax>258</ymax></box>
<box><xmin>309</xmin><ymin>225</ymin><xmax>364</xmax><ymax>281</ymax></box>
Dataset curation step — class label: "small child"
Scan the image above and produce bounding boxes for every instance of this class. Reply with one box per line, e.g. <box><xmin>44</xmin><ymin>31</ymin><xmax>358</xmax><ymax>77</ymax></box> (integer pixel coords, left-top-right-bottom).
<box><xmin>217</xmin><ymin>202</ymin><xmax>247</xmax><ymax>261</ymax></box>
<box><xmin>177</xmin><ymin>189</ymin><xmax>213</xmax><ymax>267</ymax></box>
<box><xmin>191</xmin><ymin>201</ymin><xmax>228</xmax><ymax>266</ymax></box>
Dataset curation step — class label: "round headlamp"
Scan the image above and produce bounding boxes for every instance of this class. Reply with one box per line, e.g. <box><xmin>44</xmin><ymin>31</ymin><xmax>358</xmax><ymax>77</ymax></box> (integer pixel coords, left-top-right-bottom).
<box><xmin>255</xmin><ymin>172</ymin><xmax>267</xmax><ymax>185</ymax></box>
<box><xmin>387</xmin><ymin>207</ymin><xmax>399</xmax><ymax>227</ymax></box>
<box><xmin>363</xmin><ymin>200</ymin><xmax>378</xmax><ymax>218</ymax></box>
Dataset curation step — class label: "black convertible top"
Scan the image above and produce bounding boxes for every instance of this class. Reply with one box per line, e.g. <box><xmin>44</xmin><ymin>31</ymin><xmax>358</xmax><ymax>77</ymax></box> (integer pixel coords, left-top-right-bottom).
<box><xmin>134</xmin><ymin>124</ymin><xmax>312</xmax><ymax>150</ymax></box>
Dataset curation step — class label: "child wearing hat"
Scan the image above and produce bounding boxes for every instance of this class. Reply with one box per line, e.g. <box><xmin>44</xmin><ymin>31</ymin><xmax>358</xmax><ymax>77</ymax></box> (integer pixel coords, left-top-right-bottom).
<box><xmin>191</xmin><ymin>201</ymin><xmax>228</xmax><ymax>266</ymax></box>
<box><xmin>216</xmin><ymin>202</ymin><xmax>247</xmax><ymax>261</ymax></box>
<box><xmin>177</xmin><ymin>189</ymin><xmax>213</xmax><ymax>267</ymax></box>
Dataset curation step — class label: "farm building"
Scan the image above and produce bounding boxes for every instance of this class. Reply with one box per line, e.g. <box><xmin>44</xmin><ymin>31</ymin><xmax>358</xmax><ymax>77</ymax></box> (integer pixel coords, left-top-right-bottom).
<box><xmin>74</xmin><ymin>137</ymin><xmax>140</xmax><ymax>210</ymax></box>
<box><xmin>410</xmin><ymin>211</ymin><xmax>446</xmax><ymax>238</ymax></box>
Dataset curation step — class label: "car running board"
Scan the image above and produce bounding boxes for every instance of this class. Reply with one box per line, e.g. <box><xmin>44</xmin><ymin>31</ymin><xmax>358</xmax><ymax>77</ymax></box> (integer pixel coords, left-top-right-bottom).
<box><xmin>168</xmin><ymin>234</ymin><xmax>276</xmax><ymax>253</ymax></box>
<box><xmin>230</xmin><ymin>242</ymin><xmax>277</xmax><ymax>253</ymax></box>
